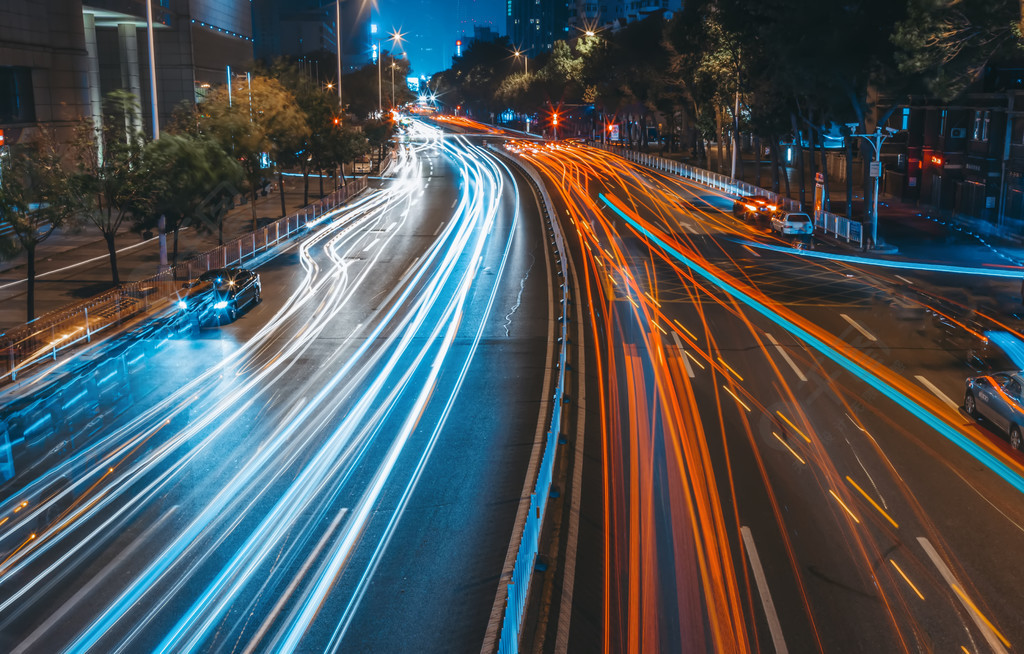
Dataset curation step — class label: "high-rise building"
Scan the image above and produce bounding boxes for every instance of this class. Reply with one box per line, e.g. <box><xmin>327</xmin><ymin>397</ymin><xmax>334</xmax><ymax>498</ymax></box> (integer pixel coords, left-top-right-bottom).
<box><xmin>507</xmin><ymin>0</ymin><xmax>568</xmax><ymax>56</ymax></box>
<box><xmin>568</xmin><ymin>0</ymin><xmax>683</xmax><ymax>32</ymax></box>
<box><xmin>0</xmin><ymin>0</ymin><xmax>255</xmax><ymax>144</ymax></box>
<box><xmin>251</xmin><ymin>0</ymin><xmax>371</xmax><ymax>72</ymax></box>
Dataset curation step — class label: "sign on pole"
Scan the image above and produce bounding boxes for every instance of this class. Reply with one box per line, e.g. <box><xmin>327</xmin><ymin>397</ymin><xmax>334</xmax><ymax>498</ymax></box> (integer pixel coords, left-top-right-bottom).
<box><xmin>869</xmin><ymin>161</ymin><xmax>881</xmax><ymax>177</ymax></box>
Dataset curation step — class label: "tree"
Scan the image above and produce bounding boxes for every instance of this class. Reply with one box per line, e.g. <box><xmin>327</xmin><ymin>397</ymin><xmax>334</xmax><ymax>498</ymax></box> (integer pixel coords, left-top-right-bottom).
<box><xmin>893</xmin><ymin>0</ymin><xmax>1024</xmax><ymax>100</ymax></box>
<box><xmin>141</xmin><ymin>134</ymin><xmax>244</xmax><ymax>265</ymax></box>
<box><xmin>199</xmin><ymin>75</ymin><xmax>309</xmax><ymax>231</ymax></box>
<box><xmin>73</xmin><ymin>91</ymin><xmax>153</xmax><ymax>285</ymax></box>
<box><xmin>0</xmin><ymin>128</ymin><xmax>80</xmax><ymax>322</ymax></box>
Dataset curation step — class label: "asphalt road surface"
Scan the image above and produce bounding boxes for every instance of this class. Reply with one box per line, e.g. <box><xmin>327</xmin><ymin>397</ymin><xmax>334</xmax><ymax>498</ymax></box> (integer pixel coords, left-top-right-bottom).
<box><xmin>511</xmin><ymin>141</ymin><xmax>1024</xmax><ymax>654</ymax></box>
<box><xmin>0</xmin><ymin>122</ymin><xmax>554</xmax><ymax>653</ymax></box>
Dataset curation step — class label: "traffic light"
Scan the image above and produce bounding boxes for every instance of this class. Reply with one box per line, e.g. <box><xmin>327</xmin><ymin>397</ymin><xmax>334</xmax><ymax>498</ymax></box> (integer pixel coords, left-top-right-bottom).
<box><xmin>552</xmin><ymin>113</ymin><xmax>559</xmax><ymax>126</ymax></box>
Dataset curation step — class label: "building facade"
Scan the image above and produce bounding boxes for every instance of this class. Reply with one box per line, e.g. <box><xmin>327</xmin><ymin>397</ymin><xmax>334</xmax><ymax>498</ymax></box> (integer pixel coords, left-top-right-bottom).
<box><xmin>251</xmin><ymin>0</ymin><xmax>371</xmax><ymax>73</ymax></box>
<box><xmin>883</xmin><ymin>67</ymin><xmax>1024</xmax><ymax>230</ymax></box>
<box><xmin>0</xmin><ymin>0</ymin><xmax>92</xmax><ymax>146</ymax></box>
<box><xmin>0</xmin><ymin>0</ymin><xmax>254</xmax><ymax>145</ymax></box>
<box><xmin>507</xmin><ymin>0</ymin><xmax>568</xmax><ymax>56</ymax></box>
<box><xmin>568</xmin><ymin>0</ymin><xmax>683</xmax><ymax>32</ymax></box>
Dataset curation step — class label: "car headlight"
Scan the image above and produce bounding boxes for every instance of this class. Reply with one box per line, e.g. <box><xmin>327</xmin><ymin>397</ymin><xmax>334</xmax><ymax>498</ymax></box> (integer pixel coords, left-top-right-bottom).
<box><xmin>213</xmin><ymin>300</ymin><xmax>229</xmax><ymax>310</ymax></box>
<box><xmin>177</xmin><ymin>300</ymin><xmax>187</xmax><ymax>310</ymax></box>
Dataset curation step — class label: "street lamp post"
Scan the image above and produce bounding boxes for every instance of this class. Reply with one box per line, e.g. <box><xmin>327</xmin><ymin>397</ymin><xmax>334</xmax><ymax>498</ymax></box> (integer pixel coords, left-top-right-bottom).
<box><xmin>377</xmin><ymin>40</ymin><xmax>382</xmax><ymax>114</ymax></box>
<box><xmin>849</xmin><ymin>125</ymin><xmax>896</xmax><ymax>250</ymax></box>
<box><xmin>335</xmin><ymin>0</ymin><xmax>343</xmax><ymax>114</ymax></box>
<box><xmin>514</xmin><ymin>49</ymin><xmax>528</xmax><ymax>76</ymax></box>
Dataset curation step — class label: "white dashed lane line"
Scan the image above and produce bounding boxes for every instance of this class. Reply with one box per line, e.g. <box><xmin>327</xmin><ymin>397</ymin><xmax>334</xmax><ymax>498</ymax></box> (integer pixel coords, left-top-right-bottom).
<box><xmin>840</xmin><ymin>313</ymin><xmax>878</xmax><ymax>342</ymax></box>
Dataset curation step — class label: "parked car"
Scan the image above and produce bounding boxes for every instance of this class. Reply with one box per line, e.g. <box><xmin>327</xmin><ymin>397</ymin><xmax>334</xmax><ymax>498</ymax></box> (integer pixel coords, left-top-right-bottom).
<box><xmin>732</xmin><ymin>196</ymin><xmax>776</xmax><ymax>221</ymax></box>
<box><xmin>177</xmin><ymin>267</ymin><xmax>261</xmax><ymax>325</ymax></box>
<box><xmin>770</xmin><ymin>211</ymin><xmax>814</xmax><ymax>236</ymax></box>
<box><xmin>964</xmin><ymin>371</ymin><xmax>1024</xmax><ymax>450</ymax></box>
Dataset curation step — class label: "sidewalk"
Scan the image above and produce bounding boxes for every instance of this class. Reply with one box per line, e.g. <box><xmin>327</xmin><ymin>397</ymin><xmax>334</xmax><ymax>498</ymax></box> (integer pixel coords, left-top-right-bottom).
<box><xmin>0</xmin><ymin>174</ymin><xmax>353</xmax><ymax>331</ymax></box>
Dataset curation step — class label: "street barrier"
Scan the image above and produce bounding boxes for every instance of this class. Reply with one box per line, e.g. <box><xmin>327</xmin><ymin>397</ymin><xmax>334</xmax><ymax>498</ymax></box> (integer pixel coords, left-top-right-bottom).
<box><xmin>0</xmin><ymin>176</ymin><xmax>368</xmax><ymax>384</ymax></box>
<box><xmin>487</xmin><ymin>147</ymin><xmax>570</xmax><ymax>654</ymax></box>
<box><xmin>589</xmin><ymin>142</ymin><xmax>863</xmax><ymax>247</ymax></box>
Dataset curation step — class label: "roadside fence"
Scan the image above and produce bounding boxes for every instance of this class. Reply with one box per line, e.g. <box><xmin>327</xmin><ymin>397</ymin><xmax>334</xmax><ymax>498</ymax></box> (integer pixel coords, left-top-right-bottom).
<box><xmin>589</xmin><ymin>142</ymin><xmax>863</xmax><ymax>247</ymax></box>
<box><xmin>0</xmin><ymin>176</ymin><xmax>368</xmax><ymax>384</ymax></box>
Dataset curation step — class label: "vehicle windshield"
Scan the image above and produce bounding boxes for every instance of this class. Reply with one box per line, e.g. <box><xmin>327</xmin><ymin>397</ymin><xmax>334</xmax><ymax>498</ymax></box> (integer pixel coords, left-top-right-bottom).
<box><xmin>788</xmin><ymin>214</ymin><xmax>810</xmax><ymax>222</ymax></box>
<box><xmin>195</xmin><ymin>270</ymin><xmax>234</xmax><ymax>292</ymax></box>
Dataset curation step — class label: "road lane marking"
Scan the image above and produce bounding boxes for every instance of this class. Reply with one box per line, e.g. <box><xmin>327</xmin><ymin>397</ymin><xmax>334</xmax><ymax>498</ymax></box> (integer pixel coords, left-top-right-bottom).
<box><xmin>828</xmin><ymin>489</ymin><xmax>860</xmax><ymax>523</ymax></box>
<box><xmin>433</xmin><ymin>221</ymin><xmax>445</xmax><ymax>236</ymax></box>
<box><xmin>772</xmin><ymin>432</ymin><xmax>805</xmax><ymax>464</ymax></box>
<box><xmin>671</xmin><ymin>332</ymin><xmax>695</xmax><ymax>378</ymax></box>
<box><xmin>776</xmin><ymin>411</ymin><xmax>811</xmax><ymax>443</ymax></box>
<box><xmin>895</xmin><ymin>275</ymin><xmax>914</xmax><ymax>285</ymax></box>
<box><xmin>722</xmin><ymin>385</ymin><xmax>751</xmax><ymax>412</ymax></box>
<box><xmin>764</xmin><ymin>333</ymin><xmax>807</xmax><ymax>382</ymax></box>
<box><xmin>845</xmin><ymin>476</ymin><xmax>898</xmax><ymax>528</ymax></box>
<box><xmin>914</xmin><ymin>375</ymin><xmax>959</xmax><ymax>411</ymax></box>
<box><xmin>918</xmin><ymin>536</ymin><xmax>1010</xmax><ymax>653</ymax></box>
<box><xmin>889</xmin><ymin>559</ymin><xmax>924</xmax><ymax>600</ymax></box>
<box><xmin>840</xmin><ymin>313</ymin><xmax>877</xmax><ymax>342</ymax></box>
<box><xmin>451</xmin><ymin>198</ymin><xmax>458</xmax><ymax>209</ymax></box>
<box><xmin>673</xmin><ymin>319</ymin><xmax>697</xmax><ymax>342</ymax></box>
<box><xmin>362</xmin><ymin>237</ymin><xmax>380</xmax><ymax>252</ymax></box>
<box><xmin>741</xmin><ymin>526</ymin><xmax>789</xmax><ymax>654</ymax></box>
<box><xmin>717</xmin><ymin>356</ymin><xmax>743</xmax><ymax>381</ymax></box>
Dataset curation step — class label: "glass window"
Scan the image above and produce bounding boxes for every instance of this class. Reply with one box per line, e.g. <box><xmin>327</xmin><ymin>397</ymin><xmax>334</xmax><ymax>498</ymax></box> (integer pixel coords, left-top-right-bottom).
<box><xmin>939</xmin><ymin>109</ymin><xmax>947</xmax><ymax>136</ymax></box>
<box><xmin>982</xmin><ymin>110</ymin><xmax>991</xmax><ymax>141</ymax></box>
<box><xmin>972</xmin><ymin>110</ymin><xmax>982</xmax><ymax>140</ymax></box>
<box><xmin>0</xmin><ymin>67</ymin><xmax>35</xmax><ymax>124</ymax></box>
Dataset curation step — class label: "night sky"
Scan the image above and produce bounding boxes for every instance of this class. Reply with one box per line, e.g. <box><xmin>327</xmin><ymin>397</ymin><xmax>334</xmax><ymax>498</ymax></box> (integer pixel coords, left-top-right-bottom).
<box><xmin>376</xmin><ymin>0</ymin><xmax>505</xmax><ymax>78</ymax></box>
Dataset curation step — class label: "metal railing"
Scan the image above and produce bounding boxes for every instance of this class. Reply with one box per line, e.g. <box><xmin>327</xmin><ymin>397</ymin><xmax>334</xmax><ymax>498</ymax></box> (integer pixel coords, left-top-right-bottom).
<box><xmin>0</xmin><ymin>177</ymin><xmax>368</xmax><ymax>384</ymax></box>
<box><xmin>489</xmin><ymin>149</ymin><xmax>570</xmax><ymax>654</ymax></box>
<box><xmin>589</xmin><ymin>142</ymin><xmax>863</xmax><ymax>247</ymax></box>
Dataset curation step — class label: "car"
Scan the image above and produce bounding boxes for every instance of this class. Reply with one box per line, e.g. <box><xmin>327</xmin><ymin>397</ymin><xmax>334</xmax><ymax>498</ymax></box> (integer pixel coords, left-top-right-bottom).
<box><xmin>770</xmin><ymin>211</ymin><xmax>814</xmax><ymax>236</ymax></box>
<box><xmin>732</xmin><ymin>195</ymin><xmax>777</xmax><ymax>221</ymax></box>
<box><xmin>965</xmin><ymin>371</ymin><xmax>1024</xmax><ymax>450</ymax></box>
<box><xmin>176</xmin><ymin>267</ymin><xmax>261</xmax><ymax>325</ymax></box>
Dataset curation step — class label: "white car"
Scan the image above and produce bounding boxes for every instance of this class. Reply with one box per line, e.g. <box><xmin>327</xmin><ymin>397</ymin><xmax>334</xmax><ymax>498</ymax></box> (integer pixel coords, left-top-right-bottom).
<box><xmin>770</xmin><ymin>211</ymin><xmax>814</xmax><ymax>236</ymax></box>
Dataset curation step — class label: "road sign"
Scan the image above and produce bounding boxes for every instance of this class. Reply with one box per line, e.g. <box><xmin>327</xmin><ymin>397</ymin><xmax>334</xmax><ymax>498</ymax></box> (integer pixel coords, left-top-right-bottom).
<box><xmin>869</xmin><ymin>161</ymin><xmax>881</xmax><ymax>177</ymax></box>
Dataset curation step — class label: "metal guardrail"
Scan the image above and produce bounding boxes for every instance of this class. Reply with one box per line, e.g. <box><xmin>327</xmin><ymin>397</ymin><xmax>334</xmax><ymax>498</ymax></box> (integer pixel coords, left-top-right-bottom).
<box><xmin>488</xmin><ymin>148</ymin><xmax>570</xmax><ymax>654</ymax></box>
<box><xmin>0</xmin><ymin>176</ymin><xmax>368</xmax><ymax>384</ymax></box>
<box><xmin>590</xmin><ymin>142</ymin><xmax>863</xmax><ymax>247</ymax></box>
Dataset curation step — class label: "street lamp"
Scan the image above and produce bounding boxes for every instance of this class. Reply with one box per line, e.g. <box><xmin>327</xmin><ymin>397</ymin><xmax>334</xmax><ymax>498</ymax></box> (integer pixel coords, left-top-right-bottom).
<box><xmin>848</xmin><ymin>124</ymin><xmax>897</xmax><ymax>251</ymax></box>
<box><xmin>513</xmin><ymin>49</ymin><xmax>528</xmax><ymax>76</ymax></box>
<box><xmin>390</xmin><ymin>61</ymin><xmax>397</xmax><ymax>109</ymax></box>
<box><xmin>335</xmin><ymin>0</ymin><xmax>343</xmax><ymax>116</ymax></box>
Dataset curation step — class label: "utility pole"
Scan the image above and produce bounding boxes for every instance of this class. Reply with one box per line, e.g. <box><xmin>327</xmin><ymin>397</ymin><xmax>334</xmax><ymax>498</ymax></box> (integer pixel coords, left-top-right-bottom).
<box><xmin>336</xmin><ymin>0</ymin><xmax>343</xmax><ymax>113</ymax></box>
<box><xmin>144</xmin><ymin>0</ymin><xmax>159</xmax><ymax>138</ymax></box>
<box><xmin>377</xmin><ymin>40</ymin><xmax>382</xmax><ymax>115</ymax></box>
<box><xmin>850</xmin><ymin>125</ymin><xmax>895</xmax><ymax>250</ymax></box>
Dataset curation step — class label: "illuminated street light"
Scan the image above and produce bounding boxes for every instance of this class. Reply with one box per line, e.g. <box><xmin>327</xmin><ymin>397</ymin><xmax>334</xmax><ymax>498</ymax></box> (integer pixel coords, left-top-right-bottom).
<box><xmin>513</xmin><ymin>49</ymin><xmax>528</xmax><ymax>76</ymax></box>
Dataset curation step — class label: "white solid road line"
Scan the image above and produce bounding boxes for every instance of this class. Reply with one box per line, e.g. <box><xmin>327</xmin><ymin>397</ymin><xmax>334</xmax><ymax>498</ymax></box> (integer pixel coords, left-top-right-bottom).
<box><xmin>918</xmin><ymin>537</ymin><xmax>1009</xmax><ymax>654</ymax></box>
<box><xmin>671</xmin><ymin>332</ymin><xmax>695</xmax><ymax>378</ymax></box>
<box><xmin>741</xmin><ymin>526</ymin><xmax>789</xmax><ymax>654</ymax></box>
<box><xmin>765</xmin><ymin>332</ymin><xmax>807</xmax><ymax>382</ymax></box>
<box><xmin>840</xmin><ymin>313</ymin><xmax>878</xmax><ymax>342</ymax></box>
<box><xmin>914</xmin><ymin>375</ymin><xmax>960</xmax><ymax>411</ymax></box>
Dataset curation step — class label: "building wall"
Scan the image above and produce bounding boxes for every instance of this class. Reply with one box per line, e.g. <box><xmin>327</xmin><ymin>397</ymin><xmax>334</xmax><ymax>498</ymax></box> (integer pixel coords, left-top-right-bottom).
<box><xmin>0</xmin><ymin>0</ymin><xmax>91</xmax><ymax>145</ymax></box>
<box><xmin>508</xmin><ymin>0</ymin><xmax>568</xmax><ymax>55</ymax></box>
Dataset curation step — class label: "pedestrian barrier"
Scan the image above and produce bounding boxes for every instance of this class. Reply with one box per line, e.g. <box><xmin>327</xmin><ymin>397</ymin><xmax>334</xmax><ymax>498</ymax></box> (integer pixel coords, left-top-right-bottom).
<box><xmin>588</xmin><ymin>142</ymin><xmax>863</xmax><ymax>247</ymax></box>
<box><xmin>0</xmin><ymin>176</ymin><xmax>368</xmax><ymax>384</ymax></box>
<box><xmin>487</xmin><ymin>146</ymin><xmax>570</xmax><ymax>654</ymax></box>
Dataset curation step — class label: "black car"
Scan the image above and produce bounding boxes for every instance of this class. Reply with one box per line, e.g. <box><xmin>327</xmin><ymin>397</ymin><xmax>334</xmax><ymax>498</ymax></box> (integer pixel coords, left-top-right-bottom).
<box><xmin>176</xmin><ymin>267</ymin><xmax>262</xmax><ymax>325</ymax></box>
